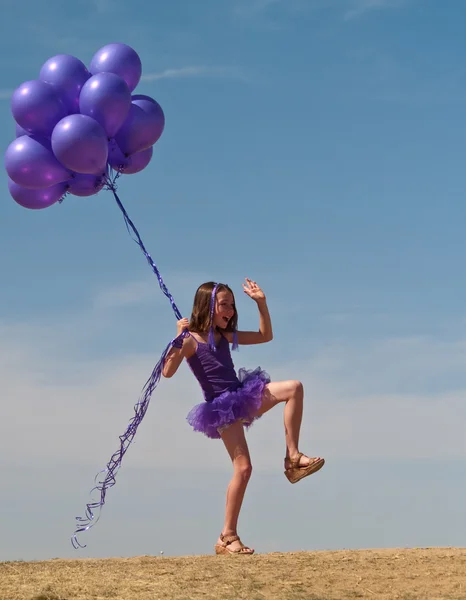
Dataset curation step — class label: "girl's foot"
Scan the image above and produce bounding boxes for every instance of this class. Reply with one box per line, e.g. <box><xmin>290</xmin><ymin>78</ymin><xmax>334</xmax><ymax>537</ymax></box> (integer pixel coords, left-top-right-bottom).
<box><xmin>284</xmin><ymin>452</ymin><xmax>325</xmax><ymax>484</ymax></box>
<box><xmin>214</xmin><ymin>532</ymin><xmax>254</xmax><ymax>555</ymax></box>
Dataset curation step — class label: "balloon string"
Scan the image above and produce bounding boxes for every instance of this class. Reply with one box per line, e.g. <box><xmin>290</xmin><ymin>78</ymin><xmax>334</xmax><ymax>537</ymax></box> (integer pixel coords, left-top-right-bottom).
<box><xmin>105</xmin><ymin>170</ymin><xmax>183</xmax><ymax>321</ymax></box>
<box><xmin>71</xmin><ymin>169</ymin><xmax>187</xmax><ymax>548</ymax></box>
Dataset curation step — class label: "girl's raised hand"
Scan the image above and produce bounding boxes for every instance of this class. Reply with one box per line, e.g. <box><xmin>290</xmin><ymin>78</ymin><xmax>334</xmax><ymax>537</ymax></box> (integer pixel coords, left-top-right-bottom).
<box><xmin>177</xmin><ymin>317</ymin><xmax>190</xmax><ymax>336</ymax></box>
<box><xmin>242</xmin><ymin>278</ymin><xmax>266</xmax><ymax>302</ymax></box>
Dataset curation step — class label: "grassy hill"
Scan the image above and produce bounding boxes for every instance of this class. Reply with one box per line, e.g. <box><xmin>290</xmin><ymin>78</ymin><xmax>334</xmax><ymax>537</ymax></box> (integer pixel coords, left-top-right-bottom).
<box><xmin>1</xmin><ymin>547</ymin><xmax>464</xmax><ymax>600</ymax></box>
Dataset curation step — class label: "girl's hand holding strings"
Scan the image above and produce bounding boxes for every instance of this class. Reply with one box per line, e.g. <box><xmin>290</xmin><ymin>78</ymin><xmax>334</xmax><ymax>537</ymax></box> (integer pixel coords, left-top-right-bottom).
<box><xmin>242</xmin><ymin>278</ymin><xmax>266</xmax><ymax>303</ymax></box>
<box><xmin>177</xmin><ymin>317</ymin><xmax>190</xmax><ymax>337</ymax></box>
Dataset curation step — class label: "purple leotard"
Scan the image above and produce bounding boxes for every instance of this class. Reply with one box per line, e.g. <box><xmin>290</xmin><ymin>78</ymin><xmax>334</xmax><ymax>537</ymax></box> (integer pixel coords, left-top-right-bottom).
<box><xmin>187</xmin><ymin>335</ymin><xmax>240</xmax><ymax>401</ymax></box>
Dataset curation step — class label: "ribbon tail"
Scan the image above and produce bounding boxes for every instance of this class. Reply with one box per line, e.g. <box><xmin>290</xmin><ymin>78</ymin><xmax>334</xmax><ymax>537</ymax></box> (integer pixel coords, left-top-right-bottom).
<box><xmin>71</xmin><ymin>336</ymin><xmax>179</xmax><ymax>548</ymax></box>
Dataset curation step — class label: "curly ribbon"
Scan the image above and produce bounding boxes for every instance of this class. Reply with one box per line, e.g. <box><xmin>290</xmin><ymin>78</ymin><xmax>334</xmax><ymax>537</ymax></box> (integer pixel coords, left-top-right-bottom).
<box><xmin>71</xmin><ymin>330</ymin><xmax>189</xmax><ymax>548</ymax></box>
<box><xmin>71</xmin><ymin>169</ymin><xmax>188</xmax><ymax>548</ymax></box>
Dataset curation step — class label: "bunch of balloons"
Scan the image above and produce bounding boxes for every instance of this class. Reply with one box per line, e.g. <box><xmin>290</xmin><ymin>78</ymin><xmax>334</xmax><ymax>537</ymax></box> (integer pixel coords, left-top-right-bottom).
<box><xmin>4</xmin><ymin>43</ymin><xmax>165</xmax><ymax>210</ymax></box>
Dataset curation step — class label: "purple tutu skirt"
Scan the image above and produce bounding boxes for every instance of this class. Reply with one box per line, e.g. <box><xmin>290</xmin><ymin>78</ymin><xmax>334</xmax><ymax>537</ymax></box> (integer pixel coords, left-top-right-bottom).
<box><xmin>186</xmin><ymin>367</ymin><xmax>270</xmax><ymax>439</ymax></box>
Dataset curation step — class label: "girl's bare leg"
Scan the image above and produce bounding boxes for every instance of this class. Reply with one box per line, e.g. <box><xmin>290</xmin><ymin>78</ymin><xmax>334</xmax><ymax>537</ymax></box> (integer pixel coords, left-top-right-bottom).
<box><xmin>259</xmin><ymin>380</ymin><xmax>323</xmax><ymax>468</ymax></box>
<box><xmin>217</xmin><ymin>420</ymin><xmax>254</xmax><ymax>553</ymax></box>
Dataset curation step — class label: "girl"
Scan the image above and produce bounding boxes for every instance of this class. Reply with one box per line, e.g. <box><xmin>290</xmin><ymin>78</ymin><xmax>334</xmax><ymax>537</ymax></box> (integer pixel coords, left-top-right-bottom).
<box><xmin>162</xmin><ymin>279</ymin><xmax>324</xmax><ymax>555</ymax></box>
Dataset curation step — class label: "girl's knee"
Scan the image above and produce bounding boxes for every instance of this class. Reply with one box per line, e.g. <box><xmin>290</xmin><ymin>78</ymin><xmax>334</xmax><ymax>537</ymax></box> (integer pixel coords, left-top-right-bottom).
<box><xmin>291</xmin><ymin>380</ymin><xmax>304</xmax><ymax>396</ymax></box>
<box><xmin>235</xmin><ymin>460</ymin><xmax>253</xmax><ymax>481</ymax></box>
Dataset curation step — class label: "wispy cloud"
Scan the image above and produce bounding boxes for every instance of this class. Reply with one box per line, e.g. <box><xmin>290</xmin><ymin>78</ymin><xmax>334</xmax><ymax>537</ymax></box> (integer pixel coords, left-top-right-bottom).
<box><xmin>141</xmin><ymin>65</ymin><xmax>249</xmax><ymax>83</ymax></box>
<box><xmin>92</xmin><ymin>272</ymin><xmax>207</xmax><ymax>311</ymax></box>
<box><xmin>234</xmin><ymin>0</ymin><xmax>282</xmax><ymax>16</ymax></box>
<box><xmin>344</xmin><ymin>0</ymin><xmax>403</xmax><ymax>20</ymax></box>
<box><xmin>234</xmin><ymin>0</ymin><xmax>407</xmax><ymax>21</ymax></box>
<box><xmin>91</xmin><ymin>0</ymin><xmax>114</xmax><ymax>14</ymax></box>
<box><xmin>93</xmin><ymin>279</ymin><xmax>158</xmax><ymax>310</ymax></box>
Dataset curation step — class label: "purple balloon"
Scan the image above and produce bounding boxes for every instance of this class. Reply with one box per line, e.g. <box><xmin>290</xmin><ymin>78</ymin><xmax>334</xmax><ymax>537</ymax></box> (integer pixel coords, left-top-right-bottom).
<box><xmin>11</xmin><ymin>80</ymin><xmax>67</xmax><ymax>137</ymax></box>
<box><xmin>79</xmin><ymin>72</ymin><xmax>131</xmax><ymax>138</ymax></box>
<box><xmin>132</xmin><ymin>94</ymin><xmax>160</xmax><ymax>108</ymax></box>
<box><xmin>108</xmin><ymin>142</ymin><xmax>153</xmax><ymax>174</ymax></box>
<box><xmin>115</xmin><ymin>95</ymin><xmax>165</xmax><ymax>156</ymax></box>
<box><xmin>5</xmin><ymin>135</ymin><xmax>71</xmax><ymax>189</ymax></box>
<box><xmin>39</xmin><ymin>54</ymin><xmax>91</xmax><ymax>114</ymax></box>
<box><xmin>68</xmin><ymin>173</ymin><xmax>105</xmax><ymax>197</ymax></box>
<box><xmin>51</xmin><ymin>114</ymin><xmax>108</xmax><ymax>175</ymax></box>
<box><xmin>15</xmin><ymin>123</ymin><xmax>53</xmax><ymax>152</ymax></box>
<box><xmin>15</xmin><ymin>123</ymin><xmax>29</xmax><ymax>137</ymax></box>
<box><xmin>8</xmin><ymin>178</ymin><xmax>67</xmax><ymax>209</ymax></box>
<box><xmin>89</xmin><ymin>43</ymin><xmax>142</xmax><ymax>92</ymax></box>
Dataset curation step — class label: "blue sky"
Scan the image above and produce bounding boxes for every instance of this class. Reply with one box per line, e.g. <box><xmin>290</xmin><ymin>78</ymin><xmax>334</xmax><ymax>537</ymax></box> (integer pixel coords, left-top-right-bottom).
<box><xmin>1</xmin><ymin>0</ymin><xmax>465</xmax><ymax>561</ymax></box>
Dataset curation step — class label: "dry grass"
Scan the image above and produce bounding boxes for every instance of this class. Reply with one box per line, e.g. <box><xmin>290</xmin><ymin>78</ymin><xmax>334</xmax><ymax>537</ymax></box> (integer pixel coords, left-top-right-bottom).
<box><xmin>0</xmin><ymin>547</ymin><xmax>465</xmax><ymax>600</ymax></box>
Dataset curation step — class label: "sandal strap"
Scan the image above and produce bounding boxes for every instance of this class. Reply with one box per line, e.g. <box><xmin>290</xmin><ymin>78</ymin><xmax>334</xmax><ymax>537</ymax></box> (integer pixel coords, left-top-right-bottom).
<box><xmin>287</xmin><ymin>452</ymin><xmax>303</xmax><ymax>468</ymax></box>
<box><xmin>220</xmin><ymin>533</ymin><xmax>240</xmax><ymax>545</ymax></box>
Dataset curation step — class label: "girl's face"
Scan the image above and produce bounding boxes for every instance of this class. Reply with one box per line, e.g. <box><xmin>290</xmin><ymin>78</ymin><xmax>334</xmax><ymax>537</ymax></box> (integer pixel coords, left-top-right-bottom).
<box><xmin>213</xmin><ymin>290</ymin><xmax>235</xmax><ymax>329</ymax></box>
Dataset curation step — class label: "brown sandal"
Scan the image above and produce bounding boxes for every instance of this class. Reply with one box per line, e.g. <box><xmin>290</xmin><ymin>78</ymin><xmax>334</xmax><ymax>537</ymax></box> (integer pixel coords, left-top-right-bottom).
<box><xmin>284</xmin><ymin>452</ymin><xmax>325</xmax><ymax>484</ymax></box>
<box><xmin>214</xmin><ymin>533</ymin><xmax>255</xmax><ymax>555</ymax></box>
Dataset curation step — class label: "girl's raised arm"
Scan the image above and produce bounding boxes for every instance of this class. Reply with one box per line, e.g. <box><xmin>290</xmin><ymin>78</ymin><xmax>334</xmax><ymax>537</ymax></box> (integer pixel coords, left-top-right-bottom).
<box><xmin>225</xmin><ymin>279</ymin><xmax>273</xmax><ymax>346</ymax></box>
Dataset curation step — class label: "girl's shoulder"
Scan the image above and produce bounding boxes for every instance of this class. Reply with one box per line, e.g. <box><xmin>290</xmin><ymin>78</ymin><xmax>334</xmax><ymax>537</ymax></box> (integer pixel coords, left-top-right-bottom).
<box><xmin>178</xmin><ymin>332</ymin><xmax>196</xmax><ymax>359</ymax></box>
<box><xmin>189</xmin><ymin>332</ymin><xmax>208</xmax><ymax>345</ymax></box>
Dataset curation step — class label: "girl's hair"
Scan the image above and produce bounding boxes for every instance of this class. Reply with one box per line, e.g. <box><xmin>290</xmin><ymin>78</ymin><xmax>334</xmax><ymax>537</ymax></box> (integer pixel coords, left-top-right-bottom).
<box><xmin>189</xmin><ymin>281</ymin><xmax>238</xmax><ymax>334</ymax></box>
